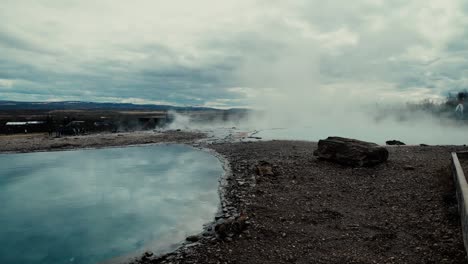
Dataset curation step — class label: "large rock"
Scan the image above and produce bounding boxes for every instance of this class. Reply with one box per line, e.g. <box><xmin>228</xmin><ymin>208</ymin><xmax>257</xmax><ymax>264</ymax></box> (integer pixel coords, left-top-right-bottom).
<box><xmin>314</xmin><ymin>137</ymin><xmax>389</xmax><ymax>167</ymax></box>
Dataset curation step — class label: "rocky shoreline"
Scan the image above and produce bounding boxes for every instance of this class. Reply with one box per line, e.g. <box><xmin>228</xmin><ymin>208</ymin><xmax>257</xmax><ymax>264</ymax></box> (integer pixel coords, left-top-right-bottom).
<box><xmin>1</xmin><ymin>132</ymin><xmax>467</xmax><ymax>263</ymax></box>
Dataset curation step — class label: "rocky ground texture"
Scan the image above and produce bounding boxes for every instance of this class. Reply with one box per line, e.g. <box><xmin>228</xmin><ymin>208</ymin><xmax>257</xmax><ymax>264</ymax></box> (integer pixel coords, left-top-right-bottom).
<box><xmin>138</xmin><ymin>140</ymin><xmax>468</xmax><ymax>264</ymax></box>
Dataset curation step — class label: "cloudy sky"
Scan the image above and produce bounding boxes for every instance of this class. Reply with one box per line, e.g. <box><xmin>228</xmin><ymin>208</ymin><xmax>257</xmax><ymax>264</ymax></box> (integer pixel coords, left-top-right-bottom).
<box><xmin>1</xmin><ymin>0</ymin><xmax>467</xmax><ymax>108</ymax></box>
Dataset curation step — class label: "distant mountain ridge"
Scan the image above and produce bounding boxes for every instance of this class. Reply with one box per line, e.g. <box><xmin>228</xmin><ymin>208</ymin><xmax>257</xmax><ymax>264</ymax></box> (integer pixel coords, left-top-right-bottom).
<box><xmin>0</xmin><ymin>100</ymin><xmax>238</xmax><ymax>112</ymax></box>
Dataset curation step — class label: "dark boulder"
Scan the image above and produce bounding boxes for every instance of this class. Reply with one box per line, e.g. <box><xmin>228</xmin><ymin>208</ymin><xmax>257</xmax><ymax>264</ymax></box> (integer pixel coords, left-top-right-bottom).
<box><xmin>386</xmin><ymin>140</ymin><xmax>406</xmax><ymax>146</ymax></box>
<box><xmin>314</xmin><ymin>137</ymin><xmax>389</xmax><ymax>167</ymax></box>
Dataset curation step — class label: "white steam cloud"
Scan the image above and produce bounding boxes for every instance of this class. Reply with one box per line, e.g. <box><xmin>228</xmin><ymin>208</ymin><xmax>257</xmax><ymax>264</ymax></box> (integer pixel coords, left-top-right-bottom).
<box><xmin>224</xmin><ymin>0</ymin><xmax>468</xmax><ymax>145</ymax></box>
<box><xmin>2</xmin><ymin>1</ymin><xmax>468</xmax><ymax>144</ymax></box>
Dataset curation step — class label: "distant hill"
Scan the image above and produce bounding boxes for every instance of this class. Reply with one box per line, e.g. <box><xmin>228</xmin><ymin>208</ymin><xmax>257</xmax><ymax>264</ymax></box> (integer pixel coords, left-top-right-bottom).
<box><xmin>0</xmin><ymin>100</ymin><xmax>245</xmax><ymax>112</ymax></box>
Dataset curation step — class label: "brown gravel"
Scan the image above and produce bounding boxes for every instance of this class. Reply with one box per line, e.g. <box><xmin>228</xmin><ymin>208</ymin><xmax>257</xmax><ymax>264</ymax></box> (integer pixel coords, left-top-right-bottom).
<box><xmin>142</xmin><ymin>141</ymin><xmax>468</xmax><ymax>264</ymax></box>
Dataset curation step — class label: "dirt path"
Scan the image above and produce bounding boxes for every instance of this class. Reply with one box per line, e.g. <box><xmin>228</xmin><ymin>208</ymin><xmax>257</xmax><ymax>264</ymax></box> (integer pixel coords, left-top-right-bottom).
<box><xmin>143</xmin><ymin>141</ymin><xmax>468</xmax><ymax>264</ymax></box>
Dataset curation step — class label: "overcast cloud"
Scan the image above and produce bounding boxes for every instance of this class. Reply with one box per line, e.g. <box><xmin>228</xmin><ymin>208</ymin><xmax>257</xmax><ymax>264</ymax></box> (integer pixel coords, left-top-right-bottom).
<box><xmin>1</xmin><ymin>0</ymin><xmax>468</xmax><ymax>108</ymax></box>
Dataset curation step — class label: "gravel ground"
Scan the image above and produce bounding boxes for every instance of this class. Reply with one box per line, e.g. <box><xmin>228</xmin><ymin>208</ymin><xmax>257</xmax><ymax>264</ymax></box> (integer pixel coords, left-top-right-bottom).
<box><xmin>0</xmin><ymin>130</ymin><xmax>204</xmax><ymax>153</ymax></box>
<box><xmin>139</xmin><ymin>141</ymin><xmax>468</xmax><ymax>264</ymax></box>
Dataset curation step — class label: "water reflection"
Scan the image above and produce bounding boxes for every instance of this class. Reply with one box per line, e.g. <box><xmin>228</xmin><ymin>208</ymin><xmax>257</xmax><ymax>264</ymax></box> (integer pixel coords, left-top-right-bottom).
<box><xmin>0</xmin><ymin>145</ymin><xmax>223</xmax><ymax>264</ymax></box>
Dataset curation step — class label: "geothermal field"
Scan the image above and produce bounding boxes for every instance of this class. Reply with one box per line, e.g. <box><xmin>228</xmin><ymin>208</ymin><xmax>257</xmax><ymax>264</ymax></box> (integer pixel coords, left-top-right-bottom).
<box><xmin>0</xmin><ymin>106</ymin><xmax>467</xmax><ymax>264</ymax></box>
<box><xmin>3</xmin><ymin>1</ymin><xmax>468</xmax><ymax>263</ymax></box>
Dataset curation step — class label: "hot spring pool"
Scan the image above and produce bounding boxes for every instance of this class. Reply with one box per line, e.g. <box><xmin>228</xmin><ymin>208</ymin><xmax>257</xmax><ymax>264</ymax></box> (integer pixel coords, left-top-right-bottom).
<box><xmin>0</xmin><ymin>144</ymin><xmax>224</xmax><ymax>264</ymax></box>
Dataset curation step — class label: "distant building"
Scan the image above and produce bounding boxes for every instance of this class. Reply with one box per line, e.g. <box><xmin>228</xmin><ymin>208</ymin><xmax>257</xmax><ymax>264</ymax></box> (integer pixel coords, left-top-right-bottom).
<box><xmin>3</xmin><ymin>121</ymin><xmax>47</xmax><ymax>134</ymax></box>
<box><xmin>6</xmin><ymin>121</ymin><xmax>44</xmax><ymax>126</ymax></box>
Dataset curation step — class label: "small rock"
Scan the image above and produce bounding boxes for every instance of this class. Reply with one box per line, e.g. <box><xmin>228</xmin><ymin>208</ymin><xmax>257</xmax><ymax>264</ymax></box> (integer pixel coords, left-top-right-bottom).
<box><xmin>386</xmin><ymin>140</ymin><xmax>406</xmax><ymax>146</ymax></box>
<box><xmin>255</xmin><ymin>161</ymin><xmax>274</xmax><ymax>176</ymax></box>
<box><xmin>186</xmin><ymin>235</ymin><xmax>200</xmax><ymax>242</ymax></box>
<box><xmin>202</xmin><ymin>231</ymin><xmax>213</xmax><ymax>237</ymax></box>
<box><xmin>215</xmin><ymin>213</ymin><xmax>249</xmax><ymax>239</ymax></box>
<box><xmin>404</xmin><ymin>165</ymin><xmax>415</xmax><ymax>171</ymax></box>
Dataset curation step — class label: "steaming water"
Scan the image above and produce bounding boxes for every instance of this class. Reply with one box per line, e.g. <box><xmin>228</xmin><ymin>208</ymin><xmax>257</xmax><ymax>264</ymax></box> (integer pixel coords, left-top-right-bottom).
<box><xmin>0</xmin><ymin>145</ymin><xmax>223</xmax><ymax>264</ymax></box>
<box><xmin>253</xmin><ymin>120</ymin><xmax>468</xmax><ymax>145</ymax></box>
